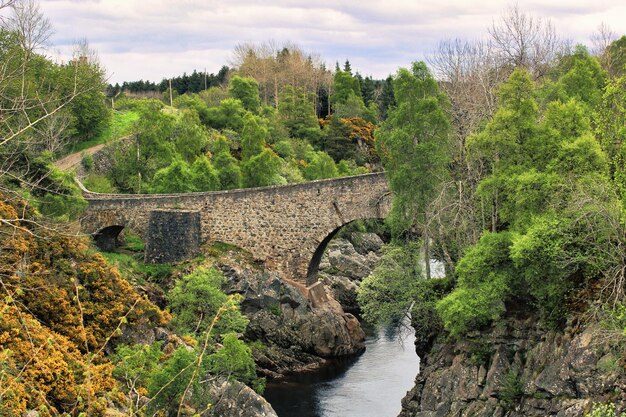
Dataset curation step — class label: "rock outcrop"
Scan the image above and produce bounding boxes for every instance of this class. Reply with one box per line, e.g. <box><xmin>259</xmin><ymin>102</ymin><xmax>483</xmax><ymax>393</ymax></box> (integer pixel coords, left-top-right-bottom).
<box><xmin>317</xmin><ymin>233</ymin><xmax>383</xmax><ymax>314</ymax></box>
<box><xmin>207</xmin><ymin>378</ymin><xmax>278</xmax><ymax>417</ymax></box>
<box><xmin>399</xmin><ymin>318</ymin><xmax>626</xmax><ymax>417</ymax></box>
<box><xmin>219</xmin><ymin>261</ymin><xmax>366</xmax><ymax>378</ymax></box>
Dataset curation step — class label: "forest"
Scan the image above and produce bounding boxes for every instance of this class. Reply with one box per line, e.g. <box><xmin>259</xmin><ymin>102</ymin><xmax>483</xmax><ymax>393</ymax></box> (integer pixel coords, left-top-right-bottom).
<box><xmin>1</xmin><ymin>0</ymin><xmax>626</xmax><ymax>415</ymax></box>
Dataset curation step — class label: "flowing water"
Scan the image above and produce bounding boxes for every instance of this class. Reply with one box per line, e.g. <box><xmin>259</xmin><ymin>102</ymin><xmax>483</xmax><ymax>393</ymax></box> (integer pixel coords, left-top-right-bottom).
<box><xmin>264</xmin><ymin>324</ymin><xmax>420</xmax><ymax>417</ymax></box>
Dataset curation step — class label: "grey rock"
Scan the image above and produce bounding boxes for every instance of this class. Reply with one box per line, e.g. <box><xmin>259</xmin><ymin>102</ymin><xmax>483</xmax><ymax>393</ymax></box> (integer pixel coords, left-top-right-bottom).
<box><xmin>347</xmin><ymin>232</ymin><xmax>384</xmax><ymax>255</ymax></box>
<box><xmin>207</xmin><ymin>378</ymin><xmax>278</xmax><ymax>417</ymax></box>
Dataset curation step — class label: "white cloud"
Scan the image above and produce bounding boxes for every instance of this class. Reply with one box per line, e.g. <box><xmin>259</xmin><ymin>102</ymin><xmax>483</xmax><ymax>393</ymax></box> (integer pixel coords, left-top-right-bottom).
<box><xmin>36</xmin><ymin>0</ymin><xmax>626</xmax><ymax>83</ymax></box>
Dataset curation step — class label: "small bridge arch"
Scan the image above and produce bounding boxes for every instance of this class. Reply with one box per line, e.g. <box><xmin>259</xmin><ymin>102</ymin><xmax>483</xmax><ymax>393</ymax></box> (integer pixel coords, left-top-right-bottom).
<box><xmin>81</xmin><ymin>173</ymin><xmax>390</xmax><ymax>287</ymax></box>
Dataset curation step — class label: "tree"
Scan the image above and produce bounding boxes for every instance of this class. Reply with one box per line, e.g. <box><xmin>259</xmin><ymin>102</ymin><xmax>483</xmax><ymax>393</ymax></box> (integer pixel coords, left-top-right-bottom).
<box><xmin>150</xmin><ymin>160</ymin><xmax>194</xmax><ymax>193</ymax></box>
<box><xmin>63</xmin><ymin>39</ymin><xmax>110</xmax><ymax>142</ymax></box>
<box><xmin>278</xmin><ymin>85</ymin><xmax>321</xmax><ymax>143</ymax></box>
<box><xmin>174</xmin><ymin>110</ymin><xmax>209</xmax><ymax>163</ymax></box>
<box><xmin>376</xmin><ymin>62</ymin><xmax>451</xmax><ymax>236</ymax></box>
<box><xmin>488</xmin><ymin>5</ymin><xmax>564</xmax><ymax>78</ymax></box>
<box><xmin>240</xmin><ymin>113</ymin><xmax>267</xmax><ymax>160</ymax></box>
<box><xmin>242</xmin><ymin>148</ymin><xmax>283</xmax><ymax>187</ymax></box>
<box><xmin>229</xmin><ymin>75</ymin><xmax>261</xmax><ymax>112</ymax></box>
<box><xmin>303</xmin><ymin>151</ymin><xmax>338</xmax><ymax>180</ymax></box>
<box><xmin>168</xmin><ymin>267</ymin><xmax>248</xmax><ymax>336</ymax></box>
<box><xmin>190</xmin><ymin>155</ymin><xmax>220</xmax><ymax>191</ymax></box>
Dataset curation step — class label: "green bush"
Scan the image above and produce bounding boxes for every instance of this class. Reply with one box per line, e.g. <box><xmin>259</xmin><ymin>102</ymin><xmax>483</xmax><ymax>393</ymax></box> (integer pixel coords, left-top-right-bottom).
<box><xmin>169</xmin><ymin>267</ymin><xmax>248</xmax><ymax>336</ymax></box>
<box><xmin>499</xmin><ymin>369</ymin><xmax>524</xmax><ymax>409</ymax></box>
<box><xmin>436</xmin><ymin>232</ymin><xmax>516</xmax><ymax>337</ymax></box>
<box><xmin>357</xmin><ymin>242</ymin><xmax>422</xmax><ymax>325</ymax></box>
<box><xmin>585</xmin><ymin>403</ymin><xmax>616</xmax><ymax>417</ymax></box>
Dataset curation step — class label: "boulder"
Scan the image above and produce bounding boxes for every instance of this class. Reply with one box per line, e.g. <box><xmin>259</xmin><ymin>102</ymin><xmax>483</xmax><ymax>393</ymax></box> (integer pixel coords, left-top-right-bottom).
<box><xmin>208</xmin><ymin>378</ymin><xmax>278</xmax><ymax>417</ymax></box>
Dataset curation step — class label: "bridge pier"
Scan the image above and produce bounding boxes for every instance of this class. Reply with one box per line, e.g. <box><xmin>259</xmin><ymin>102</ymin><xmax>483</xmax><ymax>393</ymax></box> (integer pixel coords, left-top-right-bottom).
<box><xmin>144</xmin><ymin>209</ymin><xmax>201</xmax><ymax>264</ymax></box>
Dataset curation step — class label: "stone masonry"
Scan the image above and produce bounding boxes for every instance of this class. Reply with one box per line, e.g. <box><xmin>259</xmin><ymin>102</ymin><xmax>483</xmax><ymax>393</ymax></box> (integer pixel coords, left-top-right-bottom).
<box><xmin>81</xmin><ymin>173</ymin><xmax>390</xmax><ymax>286</ymax></box>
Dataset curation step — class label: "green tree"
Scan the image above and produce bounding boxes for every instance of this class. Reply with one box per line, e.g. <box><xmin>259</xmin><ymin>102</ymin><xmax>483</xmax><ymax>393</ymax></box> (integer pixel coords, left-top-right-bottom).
<box><xmin>168</xmin><ymin>267</ymin><xmax>248</xmax><ymax>336</ymax></box>
<box><xmin>206</xmin><ymin>98</ymin><xmax>247</xmax><ymax>131</ymax></box>
<box><xmin>278</xmin><ymin>85</ymin><xmax>321</xmax><ymax>143</ymax></box>
<box><xmin>190</xmin><ymin>155</ymin><xmax>220</xmax><ymax>191</ymax></box>
<box><xmin>303</xmin><ymin>151</ymin><xmax>338</xmax><ymax>180</ymax></box>
<box><xmin>357</xmin><ymin>242</ymin><xmax>422</xmax><ymax>325</ymax></box>
<box><xmin>174</xmin><ymin>110</ymin><xmax>209</xmax><ymax>163</ymax></box>
<box><xmin>436</xmin><ymin>232</ymin><xmax>517</xmax><ymax>337</ymax></box>
<box><xmin>375</xmin><ymin>61</ymin><xmax>451</xmax><ymax>237</ymax></box>
<box><xmin>241</xmin><ymin>113</ymin><xmax>267</xmax><ymax>160</ymax></box>
<box><xmin>229</xmin><ymin>75</ymin><xmax>261</xmax><ymax>112</ymax></box>
<box><xmin>331</xmin><ymin>69</ymin><xmax>361</xmax><ymax>106</ymax></box>
<box><xmin>62</xmin><ymin>52</ymin><xmax>111</xmax><ymax>142</ymax></box>
<box><xmin>242</xmin><ymin>148</ymin><xmax>283</xmax><ymax>187</ymax></box>
<box><xmin>150</xmin><ymin>160</ymin><xmax>194</xmax><ymax>193</ymax></box>
<box><xmin>173</xmin><ymin>93</ymin><xmax>211</xmax><ymax>125</ymax></box>
<box><xmin>207</xmin><ymin>332</ymin><xmax>257</xmax><ymax>385</ymax></box>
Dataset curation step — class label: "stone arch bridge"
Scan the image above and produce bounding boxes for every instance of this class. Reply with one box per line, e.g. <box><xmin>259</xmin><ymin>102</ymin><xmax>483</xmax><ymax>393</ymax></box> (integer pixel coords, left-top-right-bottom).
<box><xmin>81</xmin><ymin>173</ymin><xmax>390</xmax><ymax>289</ymax></box>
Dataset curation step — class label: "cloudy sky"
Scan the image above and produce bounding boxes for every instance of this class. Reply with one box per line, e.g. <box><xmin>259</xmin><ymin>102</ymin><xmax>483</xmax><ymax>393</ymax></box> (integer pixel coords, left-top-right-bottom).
<box><xmin>34</xmin><ymin>0</ymin><xmax>626</xmax><ymax>84</ymax></box>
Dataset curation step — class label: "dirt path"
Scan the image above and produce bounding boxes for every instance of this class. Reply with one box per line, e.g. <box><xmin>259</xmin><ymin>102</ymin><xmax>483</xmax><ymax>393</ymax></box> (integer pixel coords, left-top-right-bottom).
<box><xmin>54</xmin><ymin>143</ymin><xmax>107</xmax><ymax>171</ymax></box>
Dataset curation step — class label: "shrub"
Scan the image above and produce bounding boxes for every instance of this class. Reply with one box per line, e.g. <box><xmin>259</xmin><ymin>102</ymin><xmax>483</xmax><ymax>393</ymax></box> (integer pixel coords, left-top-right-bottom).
<box><xmin>436</xmin><ymin>232</ymin><xmax>516</xmax><ymax>337</ymax></box>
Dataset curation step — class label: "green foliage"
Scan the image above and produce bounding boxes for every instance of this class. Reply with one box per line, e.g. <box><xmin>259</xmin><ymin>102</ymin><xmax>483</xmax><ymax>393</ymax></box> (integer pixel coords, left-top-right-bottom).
<box><xmin>63</xmin><ymin>59</ymin><xmax>111</xmax><ymax>142</ymax></box>
<box><xmin>82</xmin><ymin>173</ymin><xmax>117</xmax><ymax>193</ymax></box>
<box><xmin>112</xmin><ymin>341</ymin><xmax>163</xmax><ymax>398</ymax></box>
<box><xmin>173</xmin><ymin>110</ymin><xmax>209</xmax><ymax>163</ymax></box>
<box><xmin>437</xmin><ymin>232</ymin><xmax>516</xmax><ymax>337</ymax></box>
<box><xmin>594</xmin><ymin>74</ymin><xmax>626</xmax><ymax>206</ymax></box>
<box><xmin>173</xmin><ymin>93</ymin><xmax>210</xmax><ymax>125</ymax></box>
<box><xmin>241</xmin><ymin>113</ymin><xmax>267</xmax><ymax>160</ymax></box>
<box><xmin>81</xmin><ymin>152</ymin><xmax>94</xmax><ymax>171</ymax></box>
<box><xmin>303</xmin><ymin>151</ymin><xmax>339</xmax><ymax>180</ymax></box>
<box><xmin>150</xmin><ymin>160</ymin><xmax>194</xmax><ymax>193</ymax></box>
<box><xmin>206</xmin><ymin>98</ymin><xmax>246</xmax><ymax>131</ymax></box>
<box><xmin>35</xmin><ymin>164</ymin><xmax>88</xmax><ymax>220</ymax></box>
<box><xmin>242</xmin><ymin>148</ymin><xmax>283</xmax><ymax>187</ymax></box>
<box><xmin>190</xmin><ymin>155</ymin><xmax>221</xmax><ymax>191</ymax></box>
<box><xmin>278</xmin><ymin>85</ymin><xmax>321</xmax><ymax>143</ymax></box>
<box><xmin>331</xmin><ymin>70</ymin><xmax>362</xmax><ymax>106</ymax></box>
<box><xmin>499</xmin><ymin>369</ymin><xmax>524</xmax><ymax>409</ymax></box>
<box><xmin>213</xmin><ymin>149</ymin><xmax>243</xmax><ymax>190</ymax></box>
<box><xmin>544</xmin><ymin>45</ymin><xmax>607</xmax><ymax>110</ymax></box>
<box><xmin>357</xmin><ymin>242</ymin><xmax>422</xmax><ymax>325</ymax></box>
<box><xmin>584</xmin><ymin>403</ymin><xmax>616</xmax><ymax>417</ymax></box>
<box><xmin>229</xmin><ymin>75</ymin><xmax>261</xmax><ymax>112</ymax></box>
<box><xmin>168</xmin><ymin>267</ymin><xmax>248</xmax><ymax>336</ymax></box>
<box><xmin>207</xmin><ymin>332</ymin><xmax>257</xmax><ymax>386</ymax></box>
<box><xmin>147</xmin><ymin>346</ymin><xmax>199</xmax><ymax>414</ymax></box>
<box><xmin>376</xmin><ymin>61</ymin><xmax>451</xmax><ymax>235</ymax></box>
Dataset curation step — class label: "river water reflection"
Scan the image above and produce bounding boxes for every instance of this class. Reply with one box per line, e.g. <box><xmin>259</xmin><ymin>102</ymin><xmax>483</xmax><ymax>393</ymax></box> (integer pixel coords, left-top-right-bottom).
<box><xmin>264</xmin><ymin>324</ymin><xmax>420</xmax><ymax>417</ymax></box>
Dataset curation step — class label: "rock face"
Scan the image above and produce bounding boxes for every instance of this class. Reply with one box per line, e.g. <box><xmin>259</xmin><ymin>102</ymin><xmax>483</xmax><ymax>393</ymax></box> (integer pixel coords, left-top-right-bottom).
<box><xmin>207</xmin><ymin>378</ymin><xmax>278</xmax><ymax>417</ymax></box>
<box><xmin>220</xmin><ymin>262</ymin><xmax>366</xmax><ymax>378</ymax></box>
<box><xmin>317</xmin><ymin>234</ymin><xmax>383</xmax><ymax>314</ymax></box>
<box><xmin>399</xmin><ymin>318</ymin><xmax>626</xmax><ymax>417</ymax></box>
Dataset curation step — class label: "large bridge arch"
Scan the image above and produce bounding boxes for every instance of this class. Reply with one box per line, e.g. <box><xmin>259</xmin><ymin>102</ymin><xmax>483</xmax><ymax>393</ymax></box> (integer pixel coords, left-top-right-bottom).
<box><xmin>304</xmin><ymin>217</ymin><xmax>385</xmax><ymax>286</ymax></box>
<box><xmin>81</xmin><ymin>173</ymin><xmax>391</xmax><ymax>287</ymax></box>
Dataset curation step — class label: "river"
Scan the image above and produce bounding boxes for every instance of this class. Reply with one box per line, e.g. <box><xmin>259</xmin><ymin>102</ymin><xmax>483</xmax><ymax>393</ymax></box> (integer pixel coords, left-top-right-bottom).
<box><xmin>264</xmin><ymin>324</ymin><xmax>419</xmax><ymax>417</ymax></box>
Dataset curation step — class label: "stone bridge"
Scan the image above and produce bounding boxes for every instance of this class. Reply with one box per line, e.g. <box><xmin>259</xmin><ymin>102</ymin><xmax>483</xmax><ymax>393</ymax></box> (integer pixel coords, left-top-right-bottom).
<box><xmin>81</xmin><ymin>173</ymin><xmax>390</xmax><ymax>288</ymax></box>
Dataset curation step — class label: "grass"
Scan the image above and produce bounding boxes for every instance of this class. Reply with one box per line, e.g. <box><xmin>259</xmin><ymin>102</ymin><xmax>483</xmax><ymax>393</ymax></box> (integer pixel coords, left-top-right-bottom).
<box><xmin>102</xmin><ymin>251</ymin><xmax>173</xmax><ymax>283</ymax></box>
<box><xmin>62</xmin><ymin>110</ymin><xmax>139</xmax><ymax>156</ymax></box>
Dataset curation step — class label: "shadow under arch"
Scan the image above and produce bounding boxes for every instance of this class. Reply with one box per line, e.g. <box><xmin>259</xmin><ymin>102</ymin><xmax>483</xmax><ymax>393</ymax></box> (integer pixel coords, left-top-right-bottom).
<box><xmin>305</xmin><ymin>219</ymin><xmax>386</xmax><ymax>287</ymax></box>
<box><xmin>93</xmin><ymin>225</ymin><xmax>124</xmax><ymax>252</ymax></box>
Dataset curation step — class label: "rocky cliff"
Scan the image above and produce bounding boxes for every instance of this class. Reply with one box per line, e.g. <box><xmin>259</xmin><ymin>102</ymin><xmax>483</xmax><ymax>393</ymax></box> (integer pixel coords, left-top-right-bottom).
<box><xmin>399</xmin><ymin>317</ymin><xmax>625</xmax><ymax>417</ymax></box>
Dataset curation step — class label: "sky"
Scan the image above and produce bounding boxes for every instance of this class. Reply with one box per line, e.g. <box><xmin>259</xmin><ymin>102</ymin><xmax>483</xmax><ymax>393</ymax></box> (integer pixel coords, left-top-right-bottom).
<box><xmin>32</xmin><ymin>0</ymin><xmax>626</xmax><ymax>84</ymax></box>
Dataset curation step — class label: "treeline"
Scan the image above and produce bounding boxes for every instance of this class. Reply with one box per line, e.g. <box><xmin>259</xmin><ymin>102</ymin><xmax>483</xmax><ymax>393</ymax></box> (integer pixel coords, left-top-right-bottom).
<box><xmin>109</xmin><ymin>45</ymin><xmax>396</xmax><ymax>119</ymax></box>
<box><xmin>106</xmin><ymin>65</ymin><xmax>230</xmax><ymax>96</ymax></box>
<box><xmin>358</xmin><ymin>5</ymin><xmax>626</xmax><ymax>366</ymax></box>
